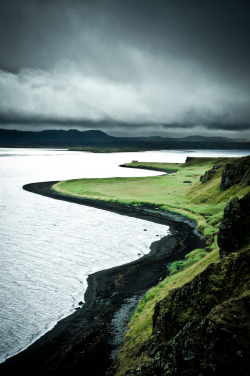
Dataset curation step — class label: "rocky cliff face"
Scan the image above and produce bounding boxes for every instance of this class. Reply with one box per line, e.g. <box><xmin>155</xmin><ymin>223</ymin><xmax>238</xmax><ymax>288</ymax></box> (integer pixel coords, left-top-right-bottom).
<box><xmin>220</xmin><ymin>156</ymin><xmax>250</xmax><ymax>190</ymax></box>
<box><xmin>218</xmin><ymin>192</ymin><xmax>250</xmax><ymax>259</ymax></box>
<box><xmin>200</xmin><ymin>165</ymin><xmax>220</xmax><ymax>184</ymax></box>
<box><xmin>124</xmin><ymin>250</ymin><xmax>250</xmax><ymax>376</ymax></box>
<box><xmin>199</xmin><ymin>156</ymin><xmax>250</xmax><ymax>188</ymax></box>
<box><xmin>122</xmin><ymin>191</ymin><xmax>250</xmax><ymax>376</ymax></box>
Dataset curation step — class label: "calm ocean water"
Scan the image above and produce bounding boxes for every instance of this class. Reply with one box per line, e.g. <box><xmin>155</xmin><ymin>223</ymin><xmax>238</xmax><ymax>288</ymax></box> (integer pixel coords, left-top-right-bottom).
<box><xmin>0</xmin><ymin>148</ymin><xmax>249</xmax><ymax>363</ymax></box>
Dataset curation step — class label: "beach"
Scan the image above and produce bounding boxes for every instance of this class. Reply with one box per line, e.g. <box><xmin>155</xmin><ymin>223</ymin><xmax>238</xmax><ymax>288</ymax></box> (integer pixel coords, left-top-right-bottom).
<box><xmin>0</xmin><ymin>181</ymin><xmax>205</xmax><ymax>376</ymax></box>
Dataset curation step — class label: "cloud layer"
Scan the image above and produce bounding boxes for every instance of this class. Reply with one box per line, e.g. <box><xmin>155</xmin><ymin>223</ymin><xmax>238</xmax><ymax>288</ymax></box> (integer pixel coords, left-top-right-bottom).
<box><xmin>0</xmin><ymin>0</ymin><xmax>250</xmax><ymax>138</ymax></box>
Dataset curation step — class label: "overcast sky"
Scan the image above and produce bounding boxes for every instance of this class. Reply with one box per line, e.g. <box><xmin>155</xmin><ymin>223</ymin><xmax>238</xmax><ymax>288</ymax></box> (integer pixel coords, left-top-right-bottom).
<box><xmin>0</xmin><ymin>0</ymin><xmax>250</xmax><ymax>138</ymax></box>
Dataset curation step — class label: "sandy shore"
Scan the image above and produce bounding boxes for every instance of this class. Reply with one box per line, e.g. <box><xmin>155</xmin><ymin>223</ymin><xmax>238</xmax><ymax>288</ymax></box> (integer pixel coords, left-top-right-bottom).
<box><xmin>0</xmin><ymin>182</ymin><xmax>205</xmax><ymax>376</ymax></box>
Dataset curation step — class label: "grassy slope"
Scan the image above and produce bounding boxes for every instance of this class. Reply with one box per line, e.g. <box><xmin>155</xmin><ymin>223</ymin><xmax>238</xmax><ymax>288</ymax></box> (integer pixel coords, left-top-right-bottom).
<box><xmin>53</xmin><ymin>157</ymin><xmax>250</xmax><ymax>375</ymax></box>
<box><xmin>115</xmin><ymin>249</ymin><xmax>221</xmax><ymax>374</ymax></box>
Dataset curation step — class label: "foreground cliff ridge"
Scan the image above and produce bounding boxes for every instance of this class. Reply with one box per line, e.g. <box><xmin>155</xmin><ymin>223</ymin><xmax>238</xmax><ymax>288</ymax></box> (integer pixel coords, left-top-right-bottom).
<box><xmin>118</xmin><ymin>237</ymin><xmax>250</xmax><ymax>375</ymax></box>
<box><xmin>218</xmin><ymin>192</ymin><xmax>250</xmax><ymax>259</ymax></box>
<box><xmin>121</xmin><ymin>250</ymin><xmax>250</xmax><ymax>376</ymax></box>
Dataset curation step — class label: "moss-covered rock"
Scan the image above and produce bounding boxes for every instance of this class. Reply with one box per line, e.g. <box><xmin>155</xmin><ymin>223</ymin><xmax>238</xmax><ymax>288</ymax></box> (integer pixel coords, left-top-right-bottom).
<box><xmin>218</xmin><ymin>192</ymin><xmax>250</xmax><ymax>259</ymax></box>
<box><xmin>200</xmin><ymin>165</ymin><xmax>220</xmax><ymax>184</ymax></box>
<box><xmin>220</xmin><ymin>156</ymin><xmax>250</xmax><ymax>190</ymax></box>
<box><xmin>123</xmin><ymin>250</ymin><xmax>250</xmax><ymax>376</ymax></box>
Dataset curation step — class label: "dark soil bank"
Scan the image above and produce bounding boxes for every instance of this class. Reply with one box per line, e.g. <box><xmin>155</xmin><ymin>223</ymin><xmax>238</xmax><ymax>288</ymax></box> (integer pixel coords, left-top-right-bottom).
<box><xmin>0</xmin><ymin>182</ymin><xmax>205</xmax><ymax>376</ymax></box>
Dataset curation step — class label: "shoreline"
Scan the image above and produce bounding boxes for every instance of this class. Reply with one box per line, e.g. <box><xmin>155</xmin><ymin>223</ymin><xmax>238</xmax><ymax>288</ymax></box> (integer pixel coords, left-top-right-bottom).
<box><xmin>0</xmin><ymin>181</ymin><xmax>205</xmax><ymax>376</ymax></box>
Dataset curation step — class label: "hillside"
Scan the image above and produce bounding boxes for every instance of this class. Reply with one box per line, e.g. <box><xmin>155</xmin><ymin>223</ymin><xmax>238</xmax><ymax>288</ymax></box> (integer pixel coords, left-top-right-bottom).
<box><xmin>0</xmin><ymin>128</ymin><xmax>114</xmax><ymax>147</ymax></box>
<box><xmin>54</xmin><ymin>155</ymin><xmax>250</xmax><ymax>375</ymax></box>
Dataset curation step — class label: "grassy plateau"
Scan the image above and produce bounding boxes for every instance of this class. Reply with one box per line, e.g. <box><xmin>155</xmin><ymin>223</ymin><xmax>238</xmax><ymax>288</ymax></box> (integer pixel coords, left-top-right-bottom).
<box><xmin>52</xmin><ymin>156</ymin><xmax>250</xmax><ymax>375</ymax></box>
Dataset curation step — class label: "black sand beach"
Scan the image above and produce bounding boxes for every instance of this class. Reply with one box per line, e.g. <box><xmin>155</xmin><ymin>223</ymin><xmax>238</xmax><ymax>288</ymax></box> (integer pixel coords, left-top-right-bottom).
<box><xmin>0</xmin><ymin>182</ymin><xmax>205</xmax><ymax>376</ymax></box>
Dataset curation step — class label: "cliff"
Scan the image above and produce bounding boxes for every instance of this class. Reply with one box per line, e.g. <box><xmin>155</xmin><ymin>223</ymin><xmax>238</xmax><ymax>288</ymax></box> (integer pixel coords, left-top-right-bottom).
<box><xmin>113</xmin><ymin>157</ymin><xmax>250</xmax><ymax>376</ymax></box>
<box><xmin>220</xmin><ymin>156</ymin><xmax>250</xmax><ymax>190</ymax></box>
<box><xmin>218</xmin><ymin>192</ymin><xmax>250</xmax><ymax>259</ymax></box>
<box><xmin>123</xmin><ymin>248</ymin><xmax>250</xmax><ymax>375</ymax></box>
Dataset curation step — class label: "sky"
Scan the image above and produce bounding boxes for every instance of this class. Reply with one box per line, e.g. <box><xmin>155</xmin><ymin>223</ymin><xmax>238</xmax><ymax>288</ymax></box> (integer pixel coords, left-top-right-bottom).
<box><xmin>0</xmin><ymin>0</ymin><xmax>250</xmax><ymax>139</ymax></box>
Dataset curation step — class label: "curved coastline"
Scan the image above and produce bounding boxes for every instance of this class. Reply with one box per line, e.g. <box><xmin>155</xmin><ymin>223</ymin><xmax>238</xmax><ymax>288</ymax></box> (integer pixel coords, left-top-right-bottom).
<box><xmin>1</xmin><ymin>181</ymin><xmax>206</xmax><ymax>376</ymax></box>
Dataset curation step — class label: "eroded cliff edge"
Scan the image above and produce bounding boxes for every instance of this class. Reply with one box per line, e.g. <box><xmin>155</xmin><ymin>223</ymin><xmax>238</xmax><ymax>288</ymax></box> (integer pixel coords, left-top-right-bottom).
<box><xmin>122</xmin><ymin>240</ymin><xmax>250</xmax><ymax>375</ymax></box>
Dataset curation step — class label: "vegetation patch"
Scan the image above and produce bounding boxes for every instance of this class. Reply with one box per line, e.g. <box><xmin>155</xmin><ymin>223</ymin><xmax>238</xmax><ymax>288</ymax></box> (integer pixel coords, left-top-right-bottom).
<box><xmin>169</xmin><ymin>248</ymin><xmax>208</xmax><ymax>275</ymax></box>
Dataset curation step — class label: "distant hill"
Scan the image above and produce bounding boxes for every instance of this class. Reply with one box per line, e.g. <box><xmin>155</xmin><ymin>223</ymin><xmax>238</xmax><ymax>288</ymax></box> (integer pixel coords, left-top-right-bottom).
<box><xmin>176</xmin><ymin>135</ymin><xmax>237</xmax><ymax>142</ymax></box>
<box><xmin>41</xmin><ymin>129</ymin><xmax>114</xmax><ymax>141</ymax></box>
<box><xmin>0</xmin><ymin>128</ymin><xmax>114</xmax><ymax>143</ymax></box>
<box><xmin>0</xmin><ymin>128</ymin><xmax>249</xmax><ymax>150</ymax></box>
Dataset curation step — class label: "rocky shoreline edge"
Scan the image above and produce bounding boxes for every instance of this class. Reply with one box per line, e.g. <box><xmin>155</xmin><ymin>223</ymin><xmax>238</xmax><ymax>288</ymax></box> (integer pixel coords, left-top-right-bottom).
<box><xmin>0</xmin><ymin>181</ymin><xmax>205</xmax><ymax>376</ymax></box>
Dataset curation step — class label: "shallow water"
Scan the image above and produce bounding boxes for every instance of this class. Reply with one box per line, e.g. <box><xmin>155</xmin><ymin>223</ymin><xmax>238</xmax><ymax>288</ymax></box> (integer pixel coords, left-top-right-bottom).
<box><xmin>0</xmin><ymin>148</ymin><xmax>249</xmax><ymax>363</ymax></box>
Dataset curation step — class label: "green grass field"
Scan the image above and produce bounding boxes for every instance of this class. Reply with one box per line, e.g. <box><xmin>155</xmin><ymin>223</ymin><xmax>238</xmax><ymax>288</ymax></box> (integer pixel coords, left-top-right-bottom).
<box><xmin>52</xmin><ymin>156</ymin><xmax>250</xmax><ymax>375</ymax></box>
<box><xmin>53</xmin><ymin>157</ymin><xmax>249</xmax><ymax>241</ymax></box>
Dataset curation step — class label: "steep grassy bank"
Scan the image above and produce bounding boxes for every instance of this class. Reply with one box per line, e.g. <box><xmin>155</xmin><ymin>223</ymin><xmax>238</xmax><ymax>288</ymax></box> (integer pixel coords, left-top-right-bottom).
<box><xmin>53</xmin><ymin>156</ymin><xmax>250</xmax><ymax>375</ymax></box>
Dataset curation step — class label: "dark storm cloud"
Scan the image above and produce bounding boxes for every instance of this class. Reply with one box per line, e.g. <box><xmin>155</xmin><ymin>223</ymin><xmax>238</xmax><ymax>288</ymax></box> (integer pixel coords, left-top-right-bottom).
<box><xmin>1</xmin><ymin>0</ymin><xmax>250</xmax><ymax>80</ymax></box>
<box><xmin>0</xmin><ymin>0</ymin><xmax>250</xmax><ymax>138</ymax></box>
<box><xmin>162</xmin><ymin>122</ymin><xmax>250</xmax><ymax>131</ymax></box>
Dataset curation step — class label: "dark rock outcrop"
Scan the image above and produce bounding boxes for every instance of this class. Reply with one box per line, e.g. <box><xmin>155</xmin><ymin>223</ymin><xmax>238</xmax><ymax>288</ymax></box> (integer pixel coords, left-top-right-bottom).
<box><xmin>200</xmin><ymin>165</ymin><xmax>220</xmax><ymax>184</ymax></box>
<box><xmin>220</xmin><ymin>156</ymin><xmax>250</xmax><ymax>190</ymax></box>
<box><xmin>217</xmin><ymin>192</ymin><xmax>250</xmax><ymax>259</ymax></box>
<box><xmin>124</xmin><ymin>250</ymin><xmax>250</xmax><ymax>376</ymax></box>
<box><xmin>185</xmin><ymin>157</ymin><xmax>194</xmax><ymax>163</ymax></box>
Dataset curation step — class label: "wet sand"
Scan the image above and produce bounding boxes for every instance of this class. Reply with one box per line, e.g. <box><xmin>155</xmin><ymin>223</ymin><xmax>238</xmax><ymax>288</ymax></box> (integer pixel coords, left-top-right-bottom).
<box><xmin>0</xmin><ymin>181</ymin><xmax>205</xmax><ymax>376</ymax></box>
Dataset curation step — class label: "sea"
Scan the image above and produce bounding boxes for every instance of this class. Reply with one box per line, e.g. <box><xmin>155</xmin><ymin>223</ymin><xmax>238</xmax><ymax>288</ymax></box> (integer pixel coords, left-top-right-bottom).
<box><xmin>0</xmin><ymin>148</ymin><xmax>249</xmax><ymax>363</ymax></box>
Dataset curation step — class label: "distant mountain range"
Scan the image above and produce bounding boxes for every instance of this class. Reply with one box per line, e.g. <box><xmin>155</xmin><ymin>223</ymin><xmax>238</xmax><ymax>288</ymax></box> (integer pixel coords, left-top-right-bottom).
<box><xmin>0</xmin><ymin>128</ymin><xmax>249</xmax><ymax>150</ymax></box>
